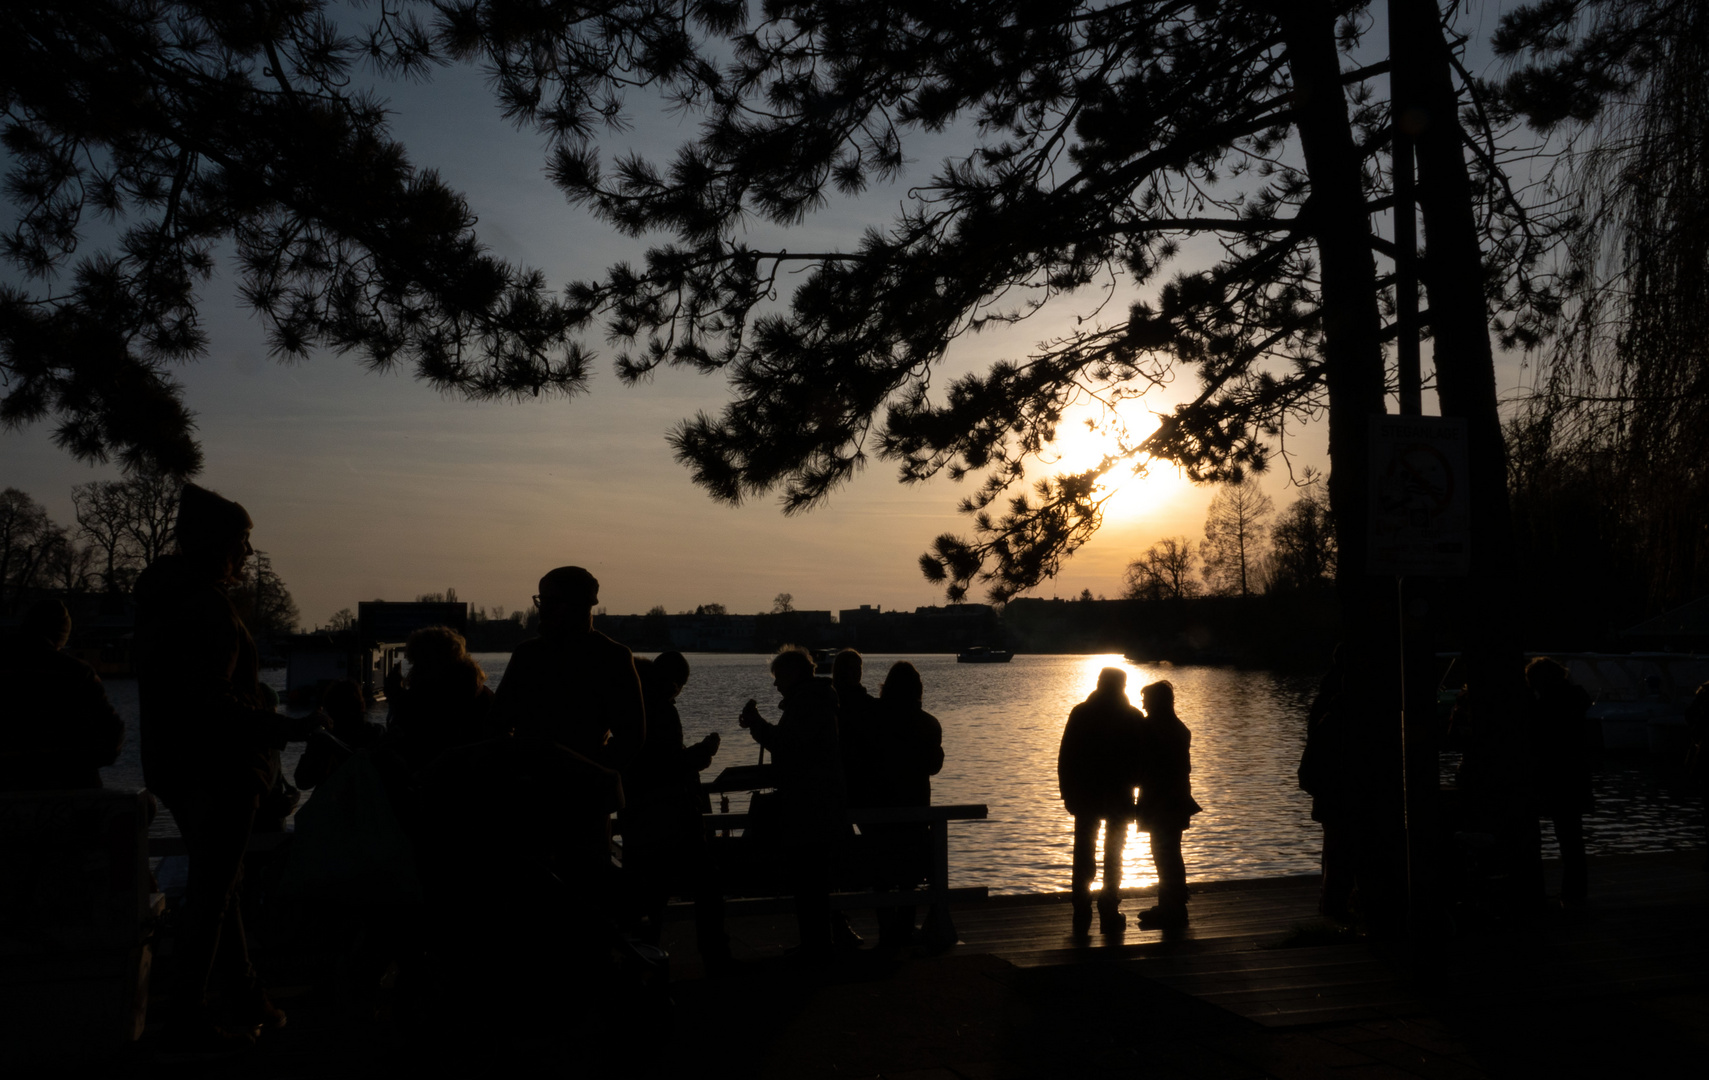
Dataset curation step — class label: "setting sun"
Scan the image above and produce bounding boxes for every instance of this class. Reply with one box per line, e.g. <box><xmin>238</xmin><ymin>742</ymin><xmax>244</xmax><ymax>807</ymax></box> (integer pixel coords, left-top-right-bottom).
<box><xmin>1037</xmin><ymin>400</ymin><xmax>1194</xmax><ymax>525</ymax></box>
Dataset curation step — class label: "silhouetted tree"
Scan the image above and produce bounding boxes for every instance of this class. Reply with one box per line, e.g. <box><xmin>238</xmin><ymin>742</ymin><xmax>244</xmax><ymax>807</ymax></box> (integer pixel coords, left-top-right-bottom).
<box><xmin>695</xmin><ymin>602</ymin><xmax>728</xmax><ymax>616</ymax></box>
<box><xmin>0</xmin><ymin>488</ymin><xmax>63</xmax><ymax>613</ymax></box>
<box><xmin>1500</xmin><ymin>0</ymin><xmax>1709</xmax><ymax>614</ymax></box>
<box><xmin>71</xmin><ymin>470</ymin><xmax>180</xmax><ymax>591</ymax></box>
<box><xmin>1267</xmin><ymin>473</ymin><xmax>1337</xmax><ymax>593</ymax></box>
<box><xmin>45</xmin><ymin>536</ymin><xmax>97</xmax><ymax>594</ymax></box>
<box><xmin>1123</xmin><ymin>537</ymin><xmax>1201</xmax><ymax>602</ymax></box>
<box><xmin>0</xmin><ymin>1</ymin><xmax>592</xmax><ymax>476</ymax></box>
<box><xmin>72</xmin><ymin>482</ymin><xmax>135</xmax><ymax>593</ymax></box>
<box><xmin>327</xmin><ymin>608</ymin><xmax>357</xmax><ymax>632</ymax></box>
<box><xmin>122</xmin><ymin>470</ymin><xmax>182</xmax><ymax>566</ymax></box>
<box><xmin>772</xmin><ymin>593</ymin><xmax>795</xmax><ymax>615</ymax></box>
<box><xmin>468</xmin><ymin>1</ymin><xmax>1550</xmax><ymax>614</ymax></box>
<box><xmin>233</xmin><ymin>550</ymin><xmax>299</xmax><ymax>643</ymax></box>
<box><xmin>1202</xmin><ymin>479</ymin><xmax>1274</xmax><ymax>598</ymax></box>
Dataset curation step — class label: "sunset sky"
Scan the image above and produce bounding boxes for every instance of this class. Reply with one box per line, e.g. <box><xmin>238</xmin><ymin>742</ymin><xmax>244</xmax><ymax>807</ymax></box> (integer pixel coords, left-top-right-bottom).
<box><xmin>3</xmin><ymin>12</ymin><xmax>1537</xmax><ymax>628</ymax></box>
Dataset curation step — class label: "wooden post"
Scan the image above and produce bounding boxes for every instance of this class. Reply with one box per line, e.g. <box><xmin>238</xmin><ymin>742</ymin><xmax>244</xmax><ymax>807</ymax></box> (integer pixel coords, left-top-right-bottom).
<box><xmin>922</xmin><ymin>817</ymin><xmax>957</xmax><ymax>949</ymax></box>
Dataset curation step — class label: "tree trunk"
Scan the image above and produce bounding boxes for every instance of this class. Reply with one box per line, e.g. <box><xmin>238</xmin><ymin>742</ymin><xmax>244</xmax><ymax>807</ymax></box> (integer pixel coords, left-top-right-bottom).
<box><xmin>1275</xmin><ymin>0</ymin><xmax>1407</xmax><ymax>931</ymax></box>
<box><xmin>1394</xmin><ymin>0</ymin><xmax>1535</xmax><ymax>913</ymax></box>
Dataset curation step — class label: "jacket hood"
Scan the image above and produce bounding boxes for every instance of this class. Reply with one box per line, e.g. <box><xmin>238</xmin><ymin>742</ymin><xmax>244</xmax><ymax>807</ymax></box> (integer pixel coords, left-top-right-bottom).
<box><xmin>784</xmin><ymin>674</ymin><xmax>840</xmax><ymax>711</ymax></box>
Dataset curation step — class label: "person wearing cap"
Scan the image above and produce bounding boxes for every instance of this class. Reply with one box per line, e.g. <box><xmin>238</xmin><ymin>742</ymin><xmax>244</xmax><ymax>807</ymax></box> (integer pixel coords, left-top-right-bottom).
<box><xmin>494</xmin><ymin>566</ymin><xmax>646</xmax><ymax>769</ymax></box>
<box><xmin>133</xmin><ymin>482</ymin><xmax>294</xmax><ymax>1054</ymax></box>
<box><xmin>0</xmin><ymin>597</ymin><xmax>124</xmax><ymax>792</ymax></box>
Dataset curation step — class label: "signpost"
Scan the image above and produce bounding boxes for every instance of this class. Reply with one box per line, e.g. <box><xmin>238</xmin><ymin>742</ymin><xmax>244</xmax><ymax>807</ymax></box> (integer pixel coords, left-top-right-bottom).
<box><xmin>1367</xmin><ymin>415</ymin><xmax>1471</xmax><ymax>577</ymax></box>
<box><xmin>1369</xmin><ymin>414</ymin><xmax>1468</xmax><ymax>942</ymax></box>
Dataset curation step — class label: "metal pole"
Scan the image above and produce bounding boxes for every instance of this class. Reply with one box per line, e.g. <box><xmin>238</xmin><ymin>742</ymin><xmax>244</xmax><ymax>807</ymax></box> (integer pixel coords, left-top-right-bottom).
<box><xmin>1390</xmin><ymin>0</ymin><xmax>1430</xmax><ymax>944</ymax></box>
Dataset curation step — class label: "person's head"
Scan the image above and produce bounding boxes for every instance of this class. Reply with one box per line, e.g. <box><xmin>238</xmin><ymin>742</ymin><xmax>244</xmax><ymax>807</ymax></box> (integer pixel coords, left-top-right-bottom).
<box><xmin>535</xmin><ymin>566</ymin><xmax>599</xmax><ymax>635</ymax></box>
<box><xmin>405</xmin><ymin>625</ymin><xmax>485</xmax><ymax>690</ymax></box>
<box><xmin>1095</xmin><ymin>667</ymin><xmax>1127</xmax><ymax>696</ymax></box>
<box><xmin>1140</xmin><ymin>680</ymin><xmax>1175</xmax><ymax>715</ymax></box>
<box><xmin>770</xmin><ymin>644</ymin><xmax>815</xmax><ymax>693</ymax></box>
<box><xmin>319</xmin><ymin>678</ymin><xmax>366</xmax><ymax>728</ymax></box>
<box><xmin>831</xmin><ymin>649</ymin><xmax>863</xmax><ymax>690</ymax></box>
<box><xmin>174</xmin><ymin>483</ymin><xmax>253</xmax><ymax>582</ymax></box>
<box><xmin>654</xmin><ymin>651</ymin><xmax>691</xmax><ymax>695</ymax></box>
<box><xmin>880</xmin><ymin>661</ymin><xmax>924</xmax><ymax>706</ymax></box>
<box><xmin>21</xmin><ymin>597</ymin><xmax>72</xmax><ymax>650</ymax></box>
<box><xmin>1525</xmin><ymin>656</ymin><xmax>1568</xmax><ymax>694</ymax></box>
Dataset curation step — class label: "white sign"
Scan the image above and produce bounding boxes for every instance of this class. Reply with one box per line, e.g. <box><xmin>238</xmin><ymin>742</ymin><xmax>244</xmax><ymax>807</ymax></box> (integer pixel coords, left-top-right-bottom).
<box><xmin>1368</xmin><ymin>415</ymin><xmax>1470</xmax><ymax>576</ymax></box>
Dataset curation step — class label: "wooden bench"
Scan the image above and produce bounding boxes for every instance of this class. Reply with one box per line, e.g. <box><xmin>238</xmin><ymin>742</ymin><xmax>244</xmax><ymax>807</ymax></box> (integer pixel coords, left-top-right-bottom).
<box><xmin>670</xmin><ymin>803</ymin><xmax>990</xmax><ymax>946</ymax></box>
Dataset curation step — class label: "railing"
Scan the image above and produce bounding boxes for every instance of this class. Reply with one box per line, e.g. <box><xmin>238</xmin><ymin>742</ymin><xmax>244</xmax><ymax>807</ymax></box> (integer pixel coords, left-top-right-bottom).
<box><xmin>145</xmin><ymin>802</ymin><xmax>993</xmax><ymax>944</ymax></box>
<box><xmin>677</xmin><ymin>803</ymin><xmax>990</xmax><ymax>946</ymax></box>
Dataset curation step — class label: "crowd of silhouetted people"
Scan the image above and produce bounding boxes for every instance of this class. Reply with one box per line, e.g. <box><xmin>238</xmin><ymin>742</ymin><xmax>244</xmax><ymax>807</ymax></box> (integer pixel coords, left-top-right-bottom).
<box><xmin>1298</xmin><ymin>640</ymin><xmax>1709</xmax><ymax>930</ymax></box>
<box><xmin>0</xmin><ymin>483</ymin><xmax>960</xmax><ymax>1058</ymax></box>
<box><xmin>6</xmin><ymin>481</ymin><xmax>1709</xmax><ymax>1062</ymax></box>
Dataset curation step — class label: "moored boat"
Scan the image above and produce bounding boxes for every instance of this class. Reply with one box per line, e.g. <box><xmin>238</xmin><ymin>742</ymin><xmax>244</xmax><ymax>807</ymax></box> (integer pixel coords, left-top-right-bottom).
<box><xmin>956</xmin><ymin>645</ymin><xmax>1013</xmax><ymax>663</ymax></box>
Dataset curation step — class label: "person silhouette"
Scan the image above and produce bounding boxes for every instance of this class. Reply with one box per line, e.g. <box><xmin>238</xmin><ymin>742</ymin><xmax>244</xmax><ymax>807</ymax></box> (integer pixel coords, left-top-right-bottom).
<box><xmin>867</xmin><ymin>661</ymin><xmax>944</xmax><ymax>948</ymax></box>
<box><xmin>293</xmin><ymin>679</ymin><xmax>382</xmax><ymax>790</ymax></box>
<box><xmin>495</xmin><ymin>566</ymin><xmax>644</xmax><ymax>770</ymax></box>
<box><xmin>823</xmin><ymin>649</ymin><xmax>885</xmax><ymax>951</ymax></box>
<box><xmin>1058</xmin><ymin>667</ymin><xmax>1144</xmax><ymax>935</ymax></box>
<box><xmin>1134</xmin><ymin>680</ymin><xmax>1202</xmax><ymax>929</ymax></box>
<box><xmin>490</xmin><ymin>566</ymin><xmax>642</xmax><ymax>940</ymax></box>
<box><xmin>1525</xmin><ymin>657</ymin><xmax>1594</xmax><ymax>906</ymax></box>
<box><xmin>0</xmin><ymin>598</ymin><xmax>123</xmax><ymax>792</ymax></box>
<box><xmin>1299</xmin><ymin>644</ymin><xmax>1356</xmax><ymax>920</ymax></box>
<box><xmin>622</xmin><ymin>652</ymin><xmax>733</xmax><ymax>973</ymax></box>
<box><xmin>738</xmin><ymin>645</ymin><xmax>846</xmax><ymax>960</ymax></box>
<box><xmin>385</xmin><ymin>625</ymin><xmax>501</xmax><ymax>772</ymax></box>
<box><xmin>831</xmin><ymin>649</ymin><xmax>883</xmax><ymax>809</ymax></box>
<box><xmin>133</xmin><ymin>483</ymin><xmax>291</xmax><ymax>1055</ymax></box>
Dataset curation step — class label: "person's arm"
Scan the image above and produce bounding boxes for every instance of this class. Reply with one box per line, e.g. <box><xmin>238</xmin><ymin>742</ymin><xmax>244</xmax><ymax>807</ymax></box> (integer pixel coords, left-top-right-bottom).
<box><xmin>491</xmin><ymin>642</ymin><xmax>535</xmax><ymax>738</ymax></box>
<box><xmin>917</xmin><ymin>710</ymin><xmax>945</xmax><ymax>776</ymax></box>
<box><xmin>68</xmin><ymin>664</ymin><xmax>125</xmax><ymax>768</ymax></box>
<box><xmin>739</xmin><ymin>699</ymin><xmax>785</xmax><ymax>753</ymax></box>
<box><xmin>746</xmin><ymin>704</ymin><xmax>828</xmax><ymax>756</ymax></box>
<box><xmin>170</xmin><ymin>597</ymin><xmax>291</xmax><ymax>752</ymax></box>
<box><xmin>683</xmin><ymin>731</ymin><xmax>720</xmax><ymax>772</ymax></box>
<box><xmin>1057</xmin><ymin>712</ymin><xmax>1083</xmax><ymax>810</ymax></box>
<box><xmin>604</xmin><ymin>654</ymin><xmax>647</xmax><ymax>769</ymax></box>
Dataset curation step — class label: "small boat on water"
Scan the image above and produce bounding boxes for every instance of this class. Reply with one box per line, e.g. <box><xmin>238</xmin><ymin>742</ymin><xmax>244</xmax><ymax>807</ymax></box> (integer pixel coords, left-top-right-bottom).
<box><xmin>957</xmin><ymin>646</ymin><xmax>1013</xmax><ymax>664</ymax></box>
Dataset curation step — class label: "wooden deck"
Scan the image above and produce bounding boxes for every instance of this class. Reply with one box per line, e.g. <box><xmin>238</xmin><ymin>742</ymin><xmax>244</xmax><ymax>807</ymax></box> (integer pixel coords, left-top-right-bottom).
<box><xmin>657</xmin><ymin>850</ymin><xmax>1709</xmax><ymax>1077</ymax></box>
<box><xmin>46</xmin><ymin>850</ymin><xmax>1706</xmax><ymax>1078</ymax></box>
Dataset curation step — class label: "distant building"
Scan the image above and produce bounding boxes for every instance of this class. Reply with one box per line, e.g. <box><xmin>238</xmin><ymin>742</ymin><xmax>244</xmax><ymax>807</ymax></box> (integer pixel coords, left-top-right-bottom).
<box><xmin>833</xmin><ymin>603</ymin><xmax>997</xmax><ymax>653</ymax></box>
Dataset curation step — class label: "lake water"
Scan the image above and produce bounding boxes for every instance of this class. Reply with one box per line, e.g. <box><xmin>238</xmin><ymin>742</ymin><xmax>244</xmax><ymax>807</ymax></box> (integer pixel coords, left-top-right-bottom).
<box><xmin>101</xmin><ymin>652</ymin><xmax>1704</xmax><ymax>895</ymax></box>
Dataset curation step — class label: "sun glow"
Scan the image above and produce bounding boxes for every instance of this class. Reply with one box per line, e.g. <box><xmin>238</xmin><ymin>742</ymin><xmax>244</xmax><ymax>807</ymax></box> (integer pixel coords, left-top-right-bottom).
<box><xmin>1036</xmin><ymin>400</ymin><xmax>1192</xmax><ymax>524</ymax></box>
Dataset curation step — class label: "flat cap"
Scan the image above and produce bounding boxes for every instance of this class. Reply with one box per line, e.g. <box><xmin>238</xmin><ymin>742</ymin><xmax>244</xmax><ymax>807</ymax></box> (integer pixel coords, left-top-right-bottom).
<box><xmin>538</xmin><ymin>566</ymin><xmax>599</xmax><ymax>607</ymax></box>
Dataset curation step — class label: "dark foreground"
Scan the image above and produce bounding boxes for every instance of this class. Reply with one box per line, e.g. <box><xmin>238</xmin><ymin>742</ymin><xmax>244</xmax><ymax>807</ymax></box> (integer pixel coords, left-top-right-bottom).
<box><xmin>39</xmin><ymin>851</ymin><xmax>1709</xmax><ymax>1078</ymax></box>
